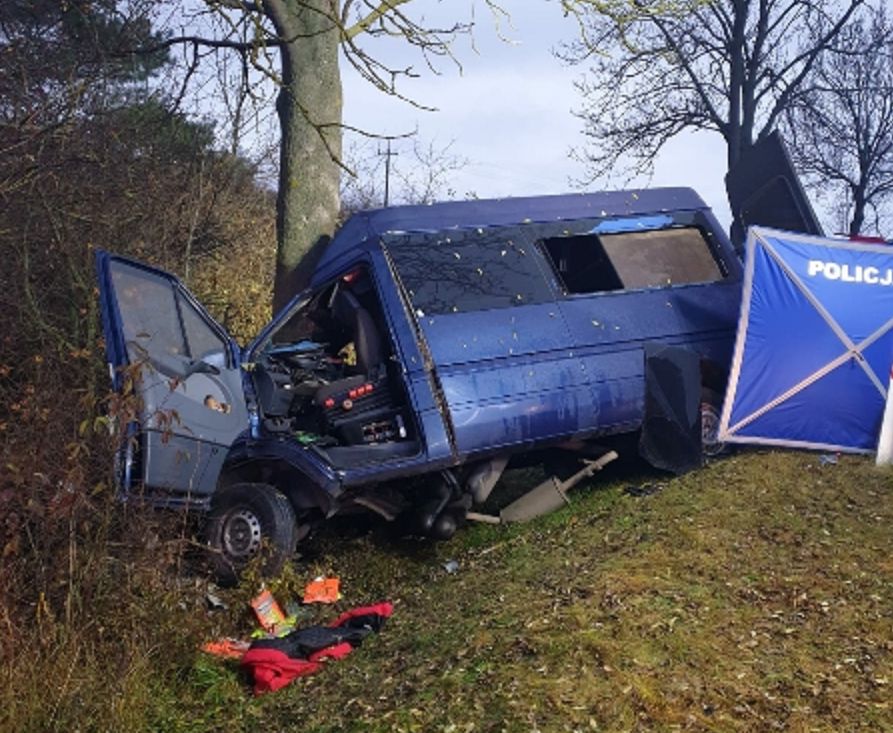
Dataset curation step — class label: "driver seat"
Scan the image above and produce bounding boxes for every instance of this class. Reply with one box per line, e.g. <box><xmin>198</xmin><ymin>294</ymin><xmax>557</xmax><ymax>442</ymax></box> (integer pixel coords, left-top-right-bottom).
<box><xmin>313</xmin><ymin>289</ymin><xmax>394</xmax><ymax>443</ymax></box>
<box><xmin>332</xmin><ymin>288</ymin><xmax>384</xmax><ymax>375</ymax></box>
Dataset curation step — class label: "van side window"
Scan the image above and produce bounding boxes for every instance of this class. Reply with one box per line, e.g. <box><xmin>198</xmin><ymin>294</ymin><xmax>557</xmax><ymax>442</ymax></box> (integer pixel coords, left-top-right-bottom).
<box><xmin>385</xmin><ymin>230</ymin><xmax>552</xmax><ymax>315</ymax></box>
<box><xmin>543</xmin><ymin>226</ymin><xmax>724</xmax><ymax>294</ymax></box>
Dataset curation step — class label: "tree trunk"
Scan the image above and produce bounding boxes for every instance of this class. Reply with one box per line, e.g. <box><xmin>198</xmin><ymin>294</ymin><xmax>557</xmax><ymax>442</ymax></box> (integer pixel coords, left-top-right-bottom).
<box><xmin>849</xmin><ymin>187</ymin><xmax>867</xmax><ymax>236</ymax></box>
<box><xmin>270</xmin><ymin>0</ymin><xmax>343</xmax><ymax>312</ymax></box>
<box><xmin>725</xmin><ymin>1</ymin><xmax>749</xmax><ymax>170</ymax></box>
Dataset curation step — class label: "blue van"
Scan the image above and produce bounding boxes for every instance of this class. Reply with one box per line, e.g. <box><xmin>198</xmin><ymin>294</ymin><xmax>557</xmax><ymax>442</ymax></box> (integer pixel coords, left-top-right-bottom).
<box><xmin>96</xmin><ymin>187</ymin><xmax>742</xmax><ymax>581</ymax></box>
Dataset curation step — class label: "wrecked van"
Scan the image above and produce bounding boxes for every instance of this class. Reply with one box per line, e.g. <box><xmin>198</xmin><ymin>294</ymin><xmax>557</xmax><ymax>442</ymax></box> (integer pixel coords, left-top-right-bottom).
<box><xmin>96</xmin><ymin>187</ymin><xmax>743</xmax><ymax>581</ymax></box>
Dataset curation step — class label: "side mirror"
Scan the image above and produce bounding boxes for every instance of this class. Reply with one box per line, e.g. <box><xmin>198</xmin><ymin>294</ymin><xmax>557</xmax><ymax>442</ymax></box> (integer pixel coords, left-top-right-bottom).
<box><xmin>182</xmin><ymin>350</ymin><xmax>225</xmax><ymax>379</ymax></box>
<box><xmin>125</xmin><ymin>341</ymin><xmax>226</xmax><ymax>380</ymax></box>
<box><xmin>200</xmin><ymin>349</ymin><xmax>227</xmax><ymax>370</ymax></box>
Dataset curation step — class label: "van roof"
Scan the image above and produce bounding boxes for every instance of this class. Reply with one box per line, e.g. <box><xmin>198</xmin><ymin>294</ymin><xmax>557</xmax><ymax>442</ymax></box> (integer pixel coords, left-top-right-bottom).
<box><xmin>315</xmin><ymin>187</ymin><xmax>709</xmax><ymax>281</ymax></box>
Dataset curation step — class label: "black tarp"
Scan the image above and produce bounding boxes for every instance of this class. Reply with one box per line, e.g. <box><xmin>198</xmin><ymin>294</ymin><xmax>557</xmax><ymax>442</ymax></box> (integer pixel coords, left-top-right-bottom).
<box><xmin>638</xmin><ymin>343</ymin><xmax>702</xmax><ymax>474</ymax></box>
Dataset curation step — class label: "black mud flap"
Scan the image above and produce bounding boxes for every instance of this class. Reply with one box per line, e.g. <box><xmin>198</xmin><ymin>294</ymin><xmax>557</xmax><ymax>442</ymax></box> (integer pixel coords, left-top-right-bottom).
<box><xmin>638</xmin><ymin>343</ymin><xmax>702</xmax><ymax>475</ymax></box>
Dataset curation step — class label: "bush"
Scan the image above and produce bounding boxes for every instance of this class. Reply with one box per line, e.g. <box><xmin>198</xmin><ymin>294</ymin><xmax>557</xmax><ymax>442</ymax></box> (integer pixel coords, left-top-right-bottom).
<box><xmin>0</xmin><ymin>100</ymin><xmax>276</xmax><ymax>730</ymax></box>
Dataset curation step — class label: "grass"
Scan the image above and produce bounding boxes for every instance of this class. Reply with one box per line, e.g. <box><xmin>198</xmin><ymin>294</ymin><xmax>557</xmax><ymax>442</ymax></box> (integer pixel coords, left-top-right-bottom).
<box><xmin>4</xmin><ymin>449</ymin><xmax>893</xmax><ymax>732</ymax></box>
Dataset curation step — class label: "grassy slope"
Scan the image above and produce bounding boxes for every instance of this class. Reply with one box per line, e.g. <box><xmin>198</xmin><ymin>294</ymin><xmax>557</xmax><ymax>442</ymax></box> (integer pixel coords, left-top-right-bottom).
<box><xmin>12</xmin><ymin>450</ymin><xmax>892</xmax><ymax>732</ymax></box>
<box><xmin>157</xmin><ymin>451</ymin><xmax>893</xmax><ymax>733</ymax></box>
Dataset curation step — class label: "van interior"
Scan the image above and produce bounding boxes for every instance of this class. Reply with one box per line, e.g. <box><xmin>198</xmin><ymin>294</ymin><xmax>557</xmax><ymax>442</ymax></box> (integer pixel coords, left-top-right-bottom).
<box><xmin>250</xmin><ymin>268</ymin><xmax>420</xmax><ymax>467</ymax></box>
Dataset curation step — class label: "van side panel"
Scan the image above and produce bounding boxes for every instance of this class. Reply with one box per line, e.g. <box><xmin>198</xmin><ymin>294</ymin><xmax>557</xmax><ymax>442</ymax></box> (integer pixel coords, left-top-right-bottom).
<box><xmin>380</xmin><ymin>208</ymin><xmax>742</xmax><ymax>461</ymax></box>
<box><xmin>418</xmin><ymin>305</ymin><xmax>594</xmax><ymax>454</ymax></box>
<box><xmin>559</xmin><ymin>281</ymin><xmax>742</xmax><ymax>433</ymax></box>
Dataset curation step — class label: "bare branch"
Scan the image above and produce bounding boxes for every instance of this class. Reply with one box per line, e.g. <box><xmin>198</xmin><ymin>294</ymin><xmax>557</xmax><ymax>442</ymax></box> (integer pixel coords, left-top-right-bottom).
<box><xmin>346</xmin><ymin>0</ymin><xmax>414</xmax><ymax>39</ymax></box>
<box><xmin>562</xmin><ymin>0</ymin><xmax>871</xmax><ymax>180</ymax></box>
<box><xmin>783</xmin><ymin>5</ymin><xmax>893</xmax><ymax>234</ymax></box>
<box><xmin>762</xmin><ymin>0</ymin><xmax>864</xmax><ymax>133</ymax></box>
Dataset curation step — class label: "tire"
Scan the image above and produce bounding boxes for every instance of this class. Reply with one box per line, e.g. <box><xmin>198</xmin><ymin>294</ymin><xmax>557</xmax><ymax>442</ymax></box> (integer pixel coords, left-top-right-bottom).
<box><xmin>203</xmin><ymin>482</ymin><xmax>297</xmax><ymax>586</ymax></box>
<box><xmin>700</xmin><ymin>387</ymin><xmax>727</xmax><ymax>458</ymax></box>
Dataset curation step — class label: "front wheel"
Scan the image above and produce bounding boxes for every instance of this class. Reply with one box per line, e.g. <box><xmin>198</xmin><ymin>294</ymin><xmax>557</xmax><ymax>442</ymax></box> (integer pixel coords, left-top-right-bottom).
<box><xmin>203</xmin><ymin>482</ymin><xmax>297</xmax><ymax>586</ymax></box>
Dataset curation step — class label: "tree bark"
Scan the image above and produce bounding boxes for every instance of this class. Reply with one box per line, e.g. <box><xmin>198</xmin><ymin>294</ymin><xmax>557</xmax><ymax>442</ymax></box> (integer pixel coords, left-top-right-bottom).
<box><xmin>267</xmin><ymin>0</ymin><xmax>343</xmax><ymax>312</ymax></box>
<box><xmin>849</xmin><ymin>187</ymin><xmax>867</xmax><ymax>236</ymax></box>
<box><xmin>726</xmin><ymin>0</ymin><xmax>748</xmax><ymax>169</ymax></box>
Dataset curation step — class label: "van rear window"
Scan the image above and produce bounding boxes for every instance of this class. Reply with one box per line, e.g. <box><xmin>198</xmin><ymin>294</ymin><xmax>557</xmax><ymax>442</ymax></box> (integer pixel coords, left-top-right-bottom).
<box><xmin>385</xmin><ymin>230</ymin><xmax>553</xmax><ymax>315</ymax></box>
<box><xmin>543</xmin><ymin>226</ymin><xmax>724</xmax><ymax>294</ymax></box>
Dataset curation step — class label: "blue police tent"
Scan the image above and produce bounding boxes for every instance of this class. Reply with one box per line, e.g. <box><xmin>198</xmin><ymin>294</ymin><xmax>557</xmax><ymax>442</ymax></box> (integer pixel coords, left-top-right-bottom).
<box><xmin>719</xmin><ymin>226</ymin><xmax>893</xmax><ymax>453</ymax></box>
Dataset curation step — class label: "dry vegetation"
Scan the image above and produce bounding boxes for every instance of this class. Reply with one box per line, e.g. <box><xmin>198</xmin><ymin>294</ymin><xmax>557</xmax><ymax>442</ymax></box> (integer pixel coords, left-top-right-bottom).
<box><xmin>0</xmin><ymin>88</ymin><xmax>278</xmax><ymax>733</ymax></box>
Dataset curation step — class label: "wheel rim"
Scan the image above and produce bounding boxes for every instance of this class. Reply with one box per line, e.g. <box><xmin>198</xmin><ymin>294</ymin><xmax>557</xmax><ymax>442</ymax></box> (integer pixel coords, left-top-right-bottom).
<box><xmin>701</xmin><ymin>402</ymin><xmax>723</xmax><ymax>457</ymax></box>
<box><xmin>221</xmin><ymin>508</ymin><xmax>263</xmax><ymax>559</ymax></box>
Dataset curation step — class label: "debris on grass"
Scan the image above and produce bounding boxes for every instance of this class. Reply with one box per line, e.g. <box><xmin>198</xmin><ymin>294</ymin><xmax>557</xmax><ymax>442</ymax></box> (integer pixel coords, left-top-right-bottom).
<box><xmin>241</xmin><ymin>602</ymin><xmax>394</xmax><ymax>695</ymax></box>
<box><xmin>201</xmin><ymin>638</ymin><xmax>250</xmax><ymax>660</ymax></box>
<box><xmin>623</xmin><ymin>482</ymin><xmax>666</xmax><ymax>497</ymax></box>
<box><xmin>205</xmin><ymin>590</ymin><xmax>227</xmax><ymax>611</ymax></box>
<box><xmin>250</xmin><ymin>588</ymin><xmax>289</xmax><ymax>634</ymax></box>
<box><xmin>303</xmin><ymin>576</ymin><xmax>341</xmax><ymax>604</ymax></box>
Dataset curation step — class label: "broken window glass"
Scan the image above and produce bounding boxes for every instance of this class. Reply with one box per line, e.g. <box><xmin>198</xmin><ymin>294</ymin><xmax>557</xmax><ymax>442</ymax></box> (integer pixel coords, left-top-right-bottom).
<box><xmin>540</xmin><ymin>234</ymin><xmax>624</xmax><ymax>294</ymax></box>
<box><xmin>542</xmin><ymin>226</ymin><xmax>724</xmax><ymax>294</ymax></box>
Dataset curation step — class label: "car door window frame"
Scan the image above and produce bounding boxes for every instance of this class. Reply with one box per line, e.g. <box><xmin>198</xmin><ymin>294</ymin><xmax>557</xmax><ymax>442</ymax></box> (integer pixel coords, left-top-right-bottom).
<box><xmin>109</xmin><ymin>258</ymin><xmax>233</xmax><ymax>369</ymax></box>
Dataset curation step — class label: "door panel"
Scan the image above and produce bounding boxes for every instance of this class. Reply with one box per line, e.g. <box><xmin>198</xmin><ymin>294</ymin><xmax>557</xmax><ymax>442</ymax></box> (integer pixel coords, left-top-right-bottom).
<box><xmin>383</xmin><ymin>232</ymin><xmax>593</xmax><ymax>455</ymax></box>
<box><xmin>98</xmin><ymin>254</ymin><xmax>247</xmax><ymax>496</ymax></box>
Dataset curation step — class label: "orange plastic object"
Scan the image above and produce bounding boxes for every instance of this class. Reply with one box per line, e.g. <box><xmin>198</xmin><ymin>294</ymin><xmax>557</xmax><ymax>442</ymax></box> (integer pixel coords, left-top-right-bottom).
<box><xmin>201</xmin><ymin>638</ymin><xmax>250</xmax><ymax>660</ymax></box>
<box><xmin>250</xmin><ymin>589</ymin><xmax>287</xmax><ymax>632</ymax></box>
<box><xmin>303</xmin><ymin>577</ymin><xmax>341</xmax><ymax>604</ymax></box>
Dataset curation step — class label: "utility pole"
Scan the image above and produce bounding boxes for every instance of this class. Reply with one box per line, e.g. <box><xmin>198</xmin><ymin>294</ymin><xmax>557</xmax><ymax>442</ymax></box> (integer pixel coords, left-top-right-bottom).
<box><xmin>377</xmin><ymin>139</ymin><xmax>398</xmax><ymax>206</ymax></box>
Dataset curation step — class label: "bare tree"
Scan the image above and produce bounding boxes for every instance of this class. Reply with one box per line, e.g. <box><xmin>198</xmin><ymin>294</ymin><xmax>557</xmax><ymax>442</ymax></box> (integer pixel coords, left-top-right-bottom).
<box><xmin>783</xmin><ymin>8</ymin><xmax>893</xmax><ymax>235</ymax></box>
<box><xmin>131</xmin><ymin>1</ymin><xmax>508</xmax><ymax>310</ymax></box>
<box><xmin>340</xmin><ymin>135</ymin><xmax>470</xmax><ymax>215</ymax></box>
<box><xmin>394</xmin><ymin>138</ymin><xmax>470</xmax><ymax>204</ymax></box>
<box><xmin>561</xmin><ymin>0</ymin><xmax>866</xmax><ymax>182</ymax></box>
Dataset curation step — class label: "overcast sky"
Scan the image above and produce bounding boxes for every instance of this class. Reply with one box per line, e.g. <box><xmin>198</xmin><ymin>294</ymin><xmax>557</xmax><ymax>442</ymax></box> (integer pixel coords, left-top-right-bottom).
<box><xmin>340</xmin><ymin>1</ymin><xmax>732</xmax><ymax>227</ymax></box>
